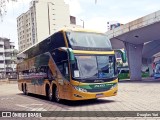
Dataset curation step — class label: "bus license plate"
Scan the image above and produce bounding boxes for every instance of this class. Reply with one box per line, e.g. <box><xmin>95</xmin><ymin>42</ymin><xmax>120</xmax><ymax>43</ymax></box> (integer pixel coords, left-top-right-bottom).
<box><xmin>96</xmin><ymin>93</ymin><xmax>104</xmax><ymax>98</ymax></box>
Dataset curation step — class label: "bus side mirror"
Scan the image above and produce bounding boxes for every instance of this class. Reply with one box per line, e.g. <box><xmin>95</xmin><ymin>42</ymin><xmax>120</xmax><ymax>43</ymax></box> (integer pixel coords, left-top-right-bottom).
<box><xmin>67</xmin><ymin>48</ymin><xmax>75</xmax><ymax>64</ymax></box>
<box><xmin>115</xmin><ymin>49</ymin><xmax>127</xmax><ymax>63</ymax></box>
<box><xmin>121</xmin><ymin>51</ymin><xmax>127</xmax><ymax>63</ymax></box>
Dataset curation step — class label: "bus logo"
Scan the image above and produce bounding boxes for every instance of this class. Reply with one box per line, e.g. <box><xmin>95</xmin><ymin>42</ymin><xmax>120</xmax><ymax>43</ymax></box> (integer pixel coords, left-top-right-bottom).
<box><xmin>94</xmin><ymin>84</ymin><xmax>105</xmax><ymax>88</ymax></box>
<box><xmin>2</xmin><ymin>112</ymin><xmax>11</xmax><ymax>117</ymax></box>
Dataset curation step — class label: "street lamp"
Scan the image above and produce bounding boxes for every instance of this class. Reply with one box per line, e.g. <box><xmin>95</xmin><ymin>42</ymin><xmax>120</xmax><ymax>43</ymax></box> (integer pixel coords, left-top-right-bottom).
<box><xmin>47</xmin><ymin>2</ymin><xmax>54</xmax><ymax>35</ymax></box>
<box><xmin>80</xmin><ymin>19</ymin><xmax>84</xmax><ymax>28</ymax></box>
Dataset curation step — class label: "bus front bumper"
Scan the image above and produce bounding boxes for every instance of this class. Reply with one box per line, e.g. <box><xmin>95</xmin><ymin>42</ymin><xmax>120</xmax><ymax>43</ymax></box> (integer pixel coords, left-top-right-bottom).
<box><xmin>70</xmin><ymin>86</ymin><xmax>118</xmax><ymax>100</ymax></box>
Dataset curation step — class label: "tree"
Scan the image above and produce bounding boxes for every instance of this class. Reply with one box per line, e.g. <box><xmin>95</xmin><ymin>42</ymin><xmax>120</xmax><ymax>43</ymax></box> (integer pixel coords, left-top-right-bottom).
<box><xmin>0</xmin><ymin>0</ymin><xmax>17</xmax><ymax>21</ymax></box>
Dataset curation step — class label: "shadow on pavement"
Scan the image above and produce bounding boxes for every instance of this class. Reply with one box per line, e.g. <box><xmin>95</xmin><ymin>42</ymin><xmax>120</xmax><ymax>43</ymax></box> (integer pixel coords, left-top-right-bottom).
<box><xmin>16</xmin><ymin>93</ymin><xmax>115</xmax><ymax>107</ymax></box>
<box><xmin>60</xmin><ymin>99</ymin><xmax>115</xmax><ymax>106</ymax></box>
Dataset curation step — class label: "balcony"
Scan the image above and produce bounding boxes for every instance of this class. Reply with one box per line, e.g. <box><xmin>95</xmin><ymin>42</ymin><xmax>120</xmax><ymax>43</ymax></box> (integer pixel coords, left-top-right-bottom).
<box><xmin>0</xmin><ymin>41</ymin><xmax>4</xmax><ymax>45</ymax></box>
<box><xmin>6</xmin><ymin>64</ymin><xmax>16</xmax><ymax>69</ymax></box>
<box><xmin>10</xmin><ymin>42</ymin><xmax>15</xmax><ymax>46</ymax></box>
<box><xmin>0</xmin><ymin>48</ymin><xmax>4</xmax><ymax>52</ymax></box>
<box><xmin>0</xmin><ymin>56</ymin><xmax>4</xmax><ymax>60</ymax></box>
<box><xmin>0</xmin><ymin>64</ymin><xmax>5</xmax><ymax>68</ymax></box>
<box><xmin>5</xmin><ymin>49</ymin><xmax>14</xmax><ymax>53</ymax></box>
<box><xmin>5</xmin><ymin>56</ymin><xmax>12</xmax><ymax>60</ymax></box>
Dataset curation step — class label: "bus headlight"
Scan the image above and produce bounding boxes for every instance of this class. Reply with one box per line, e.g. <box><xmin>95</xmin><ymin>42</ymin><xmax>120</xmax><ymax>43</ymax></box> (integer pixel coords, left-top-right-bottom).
<box><xmin>110</xmin><ymin>84</ymin><xmax>117</xmax><ymax>90</ymax></box>
<box><xmin>74</xmin><ymin>86</ymin><xmax>87</xmax><ymax>92</ymax></box>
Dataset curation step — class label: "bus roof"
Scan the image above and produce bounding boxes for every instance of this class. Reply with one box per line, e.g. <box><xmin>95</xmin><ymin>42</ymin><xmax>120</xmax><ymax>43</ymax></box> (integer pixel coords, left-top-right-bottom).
<box><xmin>62</xmin><ymin>28</ymin><xmax>104</xmax><ymax>34</ymax></box>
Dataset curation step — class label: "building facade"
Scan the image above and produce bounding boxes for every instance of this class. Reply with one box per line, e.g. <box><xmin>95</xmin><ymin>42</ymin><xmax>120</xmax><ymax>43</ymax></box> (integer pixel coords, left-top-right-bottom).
<box><xmin>17</xmin><ymin>0</ymin><xmax>81</xmax><ymax>52</ymax></box>
<box><xmin>0</xmin><ymin>37</ymin><xmax>17</xmax><ymax>79</ymax></box>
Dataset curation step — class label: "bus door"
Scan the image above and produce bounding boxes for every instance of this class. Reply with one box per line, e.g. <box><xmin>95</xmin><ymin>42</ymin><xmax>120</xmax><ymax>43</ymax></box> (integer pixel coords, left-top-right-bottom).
<box><xmin>62</xmin><ymin>62</ymin><xmax>71</xmax><ymax>99</ymax></box>
<box><xmin>57</xmin><ymin>61</ymin><xmax>68</xmax><ymax>99</ymax></box>
<box><xmin>53</xmin><ymin>49</ymin><xmax>71</xmax><ymax>99</ymax></box>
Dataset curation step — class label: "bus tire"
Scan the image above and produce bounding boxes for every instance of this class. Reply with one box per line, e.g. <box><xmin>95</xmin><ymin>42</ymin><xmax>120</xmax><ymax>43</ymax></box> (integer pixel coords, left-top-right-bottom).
<box><xmin>21</xmin><ymin>83</ymin><xmax>24</xmax><ymax>92</ymax></box>
<box><xmin>48</xmin><ymin>89</ymin><xmax>53</xmax><ymax>101</ymax></box>
<box><xmin>53</xmin><ymin>86</ymin><xmax>61</xmax><ymax>102</ymax></box>
<box><xmin>23</xmin><ymin>84</ymin><xmax>28</xmax><ymax>95</ymax></box>
<box><xmin>46</xmin><ymin>84</ymin><xmax>52</xmax><ymax>101</ymax></box>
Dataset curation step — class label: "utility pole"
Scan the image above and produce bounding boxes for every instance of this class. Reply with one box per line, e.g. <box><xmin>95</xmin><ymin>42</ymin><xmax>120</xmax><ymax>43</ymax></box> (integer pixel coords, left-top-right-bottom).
<box><xmin>47</xmin><ymin>2</ymin><xmax>54</xmax><ymax>35</ymax></box>
<box><xmin>80</xmin><ymin>19</ymin><xmax>84</xmax><ymax>28</ymax></box>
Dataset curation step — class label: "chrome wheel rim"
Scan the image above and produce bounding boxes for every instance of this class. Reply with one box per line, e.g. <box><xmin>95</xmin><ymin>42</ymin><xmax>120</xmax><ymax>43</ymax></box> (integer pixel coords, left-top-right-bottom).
<box><xmin>55</xmin><ymin>88</ymin><xmax>60</xmax><ymax>102</ymax></box>
<box><xmin>48</xmin><ymin>90</ymin><xmax>52</xmax><ymax>101</ymax></box>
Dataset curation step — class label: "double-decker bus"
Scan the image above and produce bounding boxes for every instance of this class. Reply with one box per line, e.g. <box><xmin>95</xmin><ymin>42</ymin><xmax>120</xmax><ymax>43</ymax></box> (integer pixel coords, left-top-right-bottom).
<box><xmin>17</xmin><ymin>29</ymin><xmax>118</xmax><ymax>102</ymax></box>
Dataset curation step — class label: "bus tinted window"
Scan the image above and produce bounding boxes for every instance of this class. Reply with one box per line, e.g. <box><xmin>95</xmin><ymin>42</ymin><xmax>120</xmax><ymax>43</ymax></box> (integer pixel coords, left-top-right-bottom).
<box><xmin>66</xmin><ymin>31</ymin><xmax>112</xmax><ymax>49</ymax></box>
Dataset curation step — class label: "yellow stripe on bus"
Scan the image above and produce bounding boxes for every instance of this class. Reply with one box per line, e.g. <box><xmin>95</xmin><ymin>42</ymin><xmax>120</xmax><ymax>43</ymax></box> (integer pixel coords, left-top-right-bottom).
<box><xmin>73</xmin><ymin>50</ymin><xmax>115</xmax><ymax>55</ymax></box>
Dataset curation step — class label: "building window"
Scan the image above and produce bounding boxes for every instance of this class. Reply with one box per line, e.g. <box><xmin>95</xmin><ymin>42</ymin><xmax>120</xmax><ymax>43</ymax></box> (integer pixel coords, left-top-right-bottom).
<box><xmin>0</xmin><ymin>61</ymin><xmax>4</xmax><ymax>64</ymax></box>
<box><xmin>0</xmin><ymin>45</ymin><xmax>3</xmax><ymax>48</ymax></box>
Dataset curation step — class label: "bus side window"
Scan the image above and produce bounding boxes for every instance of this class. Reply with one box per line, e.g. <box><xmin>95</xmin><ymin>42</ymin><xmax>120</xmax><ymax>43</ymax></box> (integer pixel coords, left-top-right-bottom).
<box><xmin>57</xmin><ymin>61</ymin><xmax>69</xmax><ymax>80</ymax></box>
<box><xmin>57</xmin><ymin>63</ymin><xmax>64</xmax><ymax>75</ymax></box>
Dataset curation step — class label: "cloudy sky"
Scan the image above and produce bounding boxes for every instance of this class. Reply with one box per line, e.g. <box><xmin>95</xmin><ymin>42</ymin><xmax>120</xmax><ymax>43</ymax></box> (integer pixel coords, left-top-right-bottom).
<box><xmin>0</xmin><ymin>0</ymin><xmax>160</xmax><ymax>49</ymax></box>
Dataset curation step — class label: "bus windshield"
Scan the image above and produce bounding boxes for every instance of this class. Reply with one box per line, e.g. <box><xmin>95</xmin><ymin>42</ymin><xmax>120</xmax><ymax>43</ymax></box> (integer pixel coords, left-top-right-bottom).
<box><xmin>155</xmin><ymin>63</ymin><xmax>160</xmax><ymax>74</ymax></box>
<box><xmin>66</xmin><ymin>31</ymin><xmax>112</xmax><ymax>49</ymax></box>
<box><xmin>71</xmin><ymin>55</ymin><xmax>115</xmax><ymax>80</ymax></box>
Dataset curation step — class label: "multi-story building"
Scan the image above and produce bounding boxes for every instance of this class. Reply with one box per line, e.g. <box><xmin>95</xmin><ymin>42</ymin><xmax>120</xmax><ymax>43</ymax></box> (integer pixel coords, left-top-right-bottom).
<box><xmin>0</xmin><ymin>37</ymin><xmax>17</xmax><ymax>79</ymax></box>
<box><xmin>17</xmin><ymin>0</ymin><xmax>81</xmax><ymax>52</ymax></box>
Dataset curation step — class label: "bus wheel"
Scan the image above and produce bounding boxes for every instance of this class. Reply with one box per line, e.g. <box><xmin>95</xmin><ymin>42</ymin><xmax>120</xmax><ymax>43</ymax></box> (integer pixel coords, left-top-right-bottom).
<box><xmin>53</xmin><ymin>87</ymin><xmax>61</xmax><ymax>102</ymax></box>
<box><xmin>23</xmin><ymin>84</ymin><xmax>28</xmax><ymax>95</ymax></box>
<box><xmin>48</xmin><ymin>89</ymin><xmax>53</xmax><ymax>101</ymax></box>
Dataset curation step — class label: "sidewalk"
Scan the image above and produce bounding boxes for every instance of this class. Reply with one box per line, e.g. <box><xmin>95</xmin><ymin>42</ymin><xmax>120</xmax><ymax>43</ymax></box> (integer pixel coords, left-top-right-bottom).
<box><xmin>0</xmin><ymin>79</ymin><xmax>17</xmax><ymax>84</ymax></box>
<box><xmin>119</xmin><ymin>77</ymin><xmax>160</xmax><ymax>82</ymax></box>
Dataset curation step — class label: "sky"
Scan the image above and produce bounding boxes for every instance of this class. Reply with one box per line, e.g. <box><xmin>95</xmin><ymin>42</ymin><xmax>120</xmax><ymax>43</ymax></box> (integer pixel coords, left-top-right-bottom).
<box><xmin>1</xmin><ymin>0</ymin><xmax>160</xmax><ymax>50</ymax></box>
